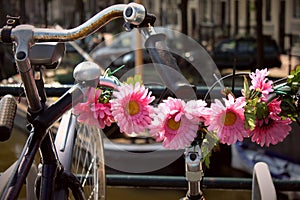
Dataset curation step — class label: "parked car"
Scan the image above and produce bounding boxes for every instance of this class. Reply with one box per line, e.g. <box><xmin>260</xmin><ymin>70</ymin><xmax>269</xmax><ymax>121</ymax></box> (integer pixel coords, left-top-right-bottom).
<box><xmin>90</xmin><ymin>28</ymin><xmax>219</xmax><ymax>86</ymax></box>
<box><xmin>211</xmin><ymin>36</ymin><xmax>282</xmax><ymax>70</ymax></box>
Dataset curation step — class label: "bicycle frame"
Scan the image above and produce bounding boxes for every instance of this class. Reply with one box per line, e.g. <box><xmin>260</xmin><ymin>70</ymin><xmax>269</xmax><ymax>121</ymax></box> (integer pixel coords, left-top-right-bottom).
<box><xmin>0</xmin><ymin>84</ymin><xmax>84</xmax><ymax>200</ymax></box>
<box><xmin>0</xmin><ymin>3</ymin><xmax>154</xmax><ymax>200</ymax></box>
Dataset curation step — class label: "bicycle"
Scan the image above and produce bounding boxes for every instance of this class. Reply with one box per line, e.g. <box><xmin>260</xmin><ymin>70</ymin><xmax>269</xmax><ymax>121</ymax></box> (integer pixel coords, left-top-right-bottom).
<box><xmin>0</xmin><ymin>3</ymin><xmax>158</xmax><ymax>200</ymax></box>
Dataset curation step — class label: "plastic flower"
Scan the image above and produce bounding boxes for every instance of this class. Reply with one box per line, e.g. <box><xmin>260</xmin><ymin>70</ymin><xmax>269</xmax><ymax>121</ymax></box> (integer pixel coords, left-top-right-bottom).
<box><xmin>73</xmin><ymin>87</ymin><xmax>101</xmax><ymax>127</ymax></box>
<box><xmin>249</xmin><ymin>68</ymin><xmax>273</xmax><ymax>100</ymax></box>
<box><xmin>149</xmin><ymin>97</ymin><xmax>199</xmax><ymax>149</ymax></box>
<box><xmin>110</xmin><ymin>82</ymin><xmax>155</xmax><ymax>135</ymax></box>
<box><xmin>91</xmin><ymin>101</ymin><xmax>114</xmax><ymax>128</ymax></box>
<box><xmin>250</xmin><ymin>99</ymin><xmax>292</xmax><ymax>147</ymax></box>
<box><xmin>184</xmin><ymin>99</ymin><xmax>211</xmax><ymax>126</ymax></box>
<box><xmin>208</xmin><ymin>94</ymin><xmax>249</xmax><ymax>145</ymax></box>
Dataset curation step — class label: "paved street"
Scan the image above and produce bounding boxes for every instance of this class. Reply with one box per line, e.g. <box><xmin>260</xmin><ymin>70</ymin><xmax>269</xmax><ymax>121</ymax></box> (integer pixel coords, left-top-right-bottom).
<box><xmin>269</xmin><ymin>54</ymin><xmax>300</xmax><ymax>78</ymax></box>
<box><xmin>221</xmin><ymin>54</ymin><xmax>300</xmax><ymax>78</ymax></box>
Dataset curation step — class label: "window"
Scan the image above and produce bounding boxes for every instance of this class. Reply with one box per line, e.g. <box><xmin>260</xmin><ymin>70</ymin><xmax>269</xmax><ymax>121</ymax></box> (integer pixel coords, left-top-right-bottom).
<box><xmin>294</xmin><ymin>0</ymin><xmax>300</xmax><ymax>19</ymax></box>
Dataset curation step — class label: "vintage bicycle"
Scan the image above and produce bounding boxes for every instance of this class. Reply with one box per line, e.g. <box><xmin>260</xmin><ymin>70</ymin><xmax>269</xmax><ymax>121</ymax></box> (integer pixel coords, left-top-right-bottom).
<box><xmin>2</xmin><ymin>1</ymin><xmax>297</xmax><ymax>200</ymax></box>
<box><xmin>0</xmin><ymin>3</ymin><xmax>161</xmax><ymax>200</ymax></box>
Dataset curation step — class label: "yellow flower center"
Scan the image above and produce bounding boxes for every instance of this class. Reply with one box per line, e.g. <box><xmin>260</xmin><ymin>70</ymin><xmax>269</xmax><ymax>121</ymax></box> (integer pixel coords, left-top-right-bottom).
<box><xmin>167</xmin><ymin>118</ymin><xmax>181</xmax><ymax>130</ymax></box>
<box><xmin>223</xmin><ymin>111</ymin><xmax>237</xmax><ymax>126</ymax></box>
<box><xmin>126</xmin><ymin>100</ymin><xmax>140</xmax><ymax>116</ymax></box>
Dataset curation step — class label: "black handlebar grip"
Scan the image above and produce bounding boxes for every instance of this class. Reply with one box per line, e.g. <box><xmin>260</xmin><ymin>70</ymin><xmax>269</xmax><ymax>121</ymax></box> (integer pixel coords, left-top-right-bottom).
<box><xmin>0</xmin><ymin>94</ymin><xmax>17</xmax><ymax>141</ymax></box>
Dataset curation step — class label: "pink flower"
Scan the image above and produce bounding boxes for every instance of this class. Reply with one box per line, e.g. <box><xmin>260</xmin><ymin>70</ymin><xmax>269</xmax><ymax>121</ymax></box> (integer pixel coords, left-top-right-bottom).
<box><xmin>208</xmin><ymin>95</ymin><xmax>249</xmax><ymax>145</ymax></box>
<box><xmin>73</xmin><ymin>87</ymin><xmax>114</xmax><ymax>128</ymax></box>
<box><xmin>73</xmin><ymin>87</ymin><xmax>100</xmax><ymax>127</ymax></box>
<box><xmin>184</xmin><ymin>99</ymin><xmax>211</xmax><ymax>126</ymax></box>
<box><xmin>149</xmin><ymin>97</ymin><xmax>199</xmax><ymax>149</ymax></box>
<box><xmin>110</xmin><ymin>82</ymin><xmax>155</xmax><ymax>135</ymax></box>
<box><xmin>249</xmin><ymin>68</ymin><xmax>273</xmax><ymax>100</ymax></box>
<box><xmin>91</xmin><ymin>101</ymin><xmax>114</xmax><ymax>128</ymax></box>
<box><xmin>250</xmin><ymin>99</ymin><xmax>292</xmax><ymax>147</ymax></box>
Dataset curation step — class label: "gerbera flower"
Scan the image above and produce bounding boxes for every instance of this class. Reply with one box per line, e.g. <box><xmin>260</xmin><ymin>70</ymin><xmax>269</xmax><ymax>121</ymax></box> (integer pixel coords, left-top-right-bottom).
<box><xmin>73</xmin><ymin>87</ymin><xmax>100</xmax><ymax>126</ymax></box>
<box><xmin>208</xmin><ymin>95</ymin><xmax>249</xmax><ymax>145</ymax></box>
<box><xmin>91</xmin><ymin>101</ymin><xmax>114</xmax><ymax>128</ymax></box>
<box><xmin>184</xmin><ymin>99</ymin><xmax>211</xmax><ymax>126</ymax></box>
<box><xmin>110</xmin><ymin>82</ymin><xmax>155</xmax><ymax>135</ymax></box>
<box><xmin>249</xmin><ymin>68</ymin><xmax>273</xmax><ymax>100</ymax></box>
<box><xmin>149</xmin><ymin>97</ymin><xmax>199</xmax><ymax>149</ymax></box>
<box><xmin>250</xmin><ymin>99</ymin><xmax>292</xmax><ymax>146</ymax></box>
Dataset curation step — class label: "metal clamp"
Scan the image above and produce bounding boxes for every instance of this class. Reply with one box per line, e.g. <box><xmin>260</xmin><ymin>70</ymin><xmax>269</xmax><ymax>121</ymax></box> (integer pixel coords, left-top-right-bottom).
<box><xmin>182</xmin><ymin>145</ymin><xmax>204</xmax><ymax>200</ymax></box>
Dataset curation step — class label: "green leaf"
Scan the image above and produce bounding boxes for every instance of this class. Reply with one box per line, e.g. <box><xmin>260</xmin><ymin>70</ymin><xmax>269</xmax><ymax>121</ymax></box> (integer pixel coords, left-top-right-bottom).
<box><xmin>280</xmin><ymin>96</ymin><xmax>298</xmax><ymax>120</ymax></box>
<box><xmin>256</xmin><ymin>102</ymin><xmax>269</xmax><ymax>120</ymax></box>
<box><xmin>273</xmin><ymin>82</ymin><xmax>291</xmax><ymax>95</ymax></box>
<box><xmin>201</xmin><ymin>134</ymin><xmax>219</xmax><ymax>168</ymax></box>
<box><xmin>244</xmin><ymin>111</ymin><xmax>256</xmax><ymax>130</ymax></box>
<box><xmin>288</xmin><ymin>65</ymin><xmax>300</xmax><ymax>88</ymax></box>
<box><xmin>244</xmin><ymin>97</ymin><xmax>259</xmax><ymax>130</ymax></box>
<box><xmin>202</xmin><ymin>151</ymin><xmax>212</xmax><ymax>168</ymax></box>
<box><xmin>296</xmin><ymin>64</ymin><xmax>300</xmax><ymax>74</ymax></box>
<box><xmin>249</xmin><ymin>89</ymin><xmax>261</xmax><ymax>100</ymax></box>
<box><xmin>105</xmin><ymin>65</ymin><xmax>125</xmax><ymax>76</ymax></box>
<box><xmin>243</xmin><ymin>76</ymin><xmax>250</xmax><ymax>99</ymax></box>
<box><xmin>124</xmin><ymin>74</ymin><xmax>143</xmax><ymax>85</ymax></box>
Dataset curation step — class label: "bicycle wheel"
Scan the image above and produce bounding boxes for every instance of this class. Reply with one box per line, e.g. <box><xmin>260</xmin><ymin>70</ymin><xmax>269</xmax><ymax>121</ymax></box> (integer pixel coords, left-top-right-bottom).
<box><xmin>70</xmin><ymin>124</ymin><xmax>105</xmax><ymax>200</ymax></box>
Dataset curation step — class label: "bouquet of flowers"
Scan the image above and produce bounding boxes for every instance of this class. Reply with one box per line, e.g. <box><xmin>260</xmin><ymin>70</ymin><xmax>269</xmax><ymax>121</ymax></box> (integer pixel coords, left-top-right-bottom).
<box><xmin>73</xmin><ymin>65</ymin><xmax>300</xmax><ymax>166</ymax></box>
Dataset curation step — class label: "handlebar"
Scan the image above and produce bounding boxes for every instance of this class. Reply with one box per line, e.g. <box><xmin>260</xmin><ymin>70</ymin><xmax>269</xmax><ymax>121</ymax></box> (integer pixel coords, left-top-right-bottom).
<box><xmin>0</xmin><ymin>3</ymin><xmax>150</xmax><ymax>43</ymax></box>
<box><xmin>0</xmin><ymin>2</ymin><xmax>154</xmax><ymax>115</ymax></box>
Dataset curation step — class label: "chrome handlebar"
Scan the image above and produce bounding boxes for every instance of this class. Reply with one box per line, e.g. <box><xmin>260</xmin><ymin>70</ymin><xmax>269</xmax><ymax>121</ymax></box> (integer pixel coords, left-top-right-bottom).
<box><xmin>0</xmin><ymin>3</ymin><xmax>147</xmax><ymax>43</ymax></box>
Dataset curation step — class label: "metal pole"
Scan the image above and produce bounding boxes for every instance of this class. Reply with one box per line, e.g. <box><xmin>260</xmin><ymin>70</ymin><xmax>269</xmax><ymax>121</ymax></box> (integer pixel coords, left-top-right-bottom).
<box><xmin>135</xmin><ymin>0</ymin><xmax>143</xmax><ymax>78</ymax></box>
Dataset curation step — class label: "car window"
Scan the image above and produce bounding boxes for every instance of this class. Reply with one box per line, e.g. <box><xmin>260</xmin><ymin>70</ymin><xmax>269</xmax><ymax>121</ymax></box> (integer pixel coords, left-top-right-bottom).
<box><xmin>237</xmin><ymin>40</ymin><xmax>255</xmax><ymax>53</ymax></box>
<box><xmin>237</xmin><ymin>40</ymin><xmax>248</xmax><ymax>53</ymax></box>
<box><xmin>217</xmin><ymin>40</ymin><xmax>236</xmax><ymax>53</ymax></box>
<box><xmin>264</xmin><ymin>40</ymin><xmax>279</xmax><ymax>53</ymax></box>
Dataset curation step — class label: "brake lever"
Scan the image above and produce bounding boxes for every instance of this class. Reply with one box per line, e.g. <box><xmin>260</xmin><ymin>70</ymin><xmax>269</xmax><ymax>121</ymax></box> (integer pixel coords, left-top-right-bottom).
<box><xmin>140</xmin><ymin>26</ymin><xmax>197</xmax><ymax>101</ymax></box>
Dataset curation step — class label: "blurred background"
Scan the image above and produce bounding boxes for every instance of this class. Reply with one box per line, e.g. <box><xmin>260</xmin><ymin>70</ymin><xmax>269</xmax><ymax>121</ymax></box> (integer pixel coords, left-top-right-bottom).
<box><xmin>1</xmin><ymin>1</ymin><xmax>300</xmax><ymax>199</ymax></box>
<box><xmin>1</xmin><ymin>0</ymin><xmax>300</xmax><ymax>82</ymax></box>
<box><xmin>0</xmin><ymin>0</ymin><xmax>299</xmax><ymax>51</ymax></box>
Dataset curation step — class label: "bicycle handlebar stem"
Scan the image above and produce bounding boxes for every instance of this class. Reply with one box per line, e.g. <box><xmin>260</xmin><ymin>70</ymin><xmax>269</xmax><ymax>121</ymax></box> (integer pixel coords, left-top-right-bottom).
<box><xmin>14</xmin><ymin>25</ymin><xmax>42</xmax><ymax>113</ymax></box>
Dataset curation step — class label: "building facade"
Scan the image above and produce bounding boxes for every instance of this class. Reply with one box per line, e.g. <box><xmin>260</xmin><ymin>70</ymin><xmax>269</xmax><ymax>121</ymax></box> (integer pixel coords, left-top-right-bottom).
<box><xmin>146</xmin><ymin>0</ymin><xmax>300</xmax><ymax>52</ymax></box>
<box><xmin>1</xmin><ymin>0</ymin><xmax>299</xmax><ymax>52</ymax></box>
